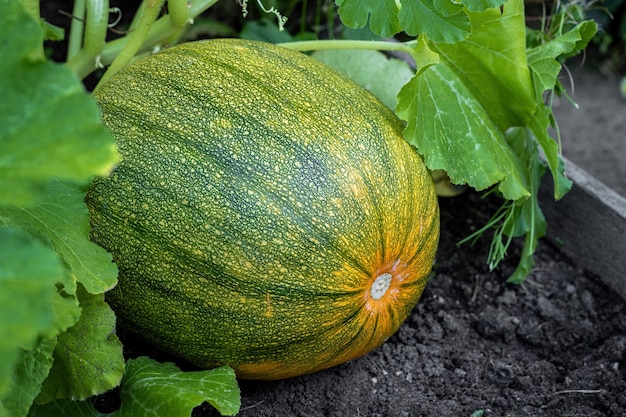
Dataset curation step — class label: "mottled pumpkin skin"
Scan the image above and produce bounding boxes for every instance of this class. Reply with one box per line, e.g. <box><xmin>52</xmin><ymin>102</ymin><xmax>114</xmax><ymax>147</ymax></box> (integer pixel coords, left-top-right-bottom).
<box><xmin>87</xmin><ymin>39</ymin><xmax>439</xmax><ymax>380</ymax></box>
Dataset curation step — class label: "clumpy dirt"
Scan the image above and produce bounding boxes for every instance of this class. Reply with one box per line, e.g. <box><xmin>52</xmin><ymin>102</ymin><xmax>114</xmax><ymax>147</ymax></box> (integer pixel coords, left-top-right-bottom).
<box><xmin>189</xmin><ymin>190</ymin><xmax>626</xmax><ymax>417</ymax></box>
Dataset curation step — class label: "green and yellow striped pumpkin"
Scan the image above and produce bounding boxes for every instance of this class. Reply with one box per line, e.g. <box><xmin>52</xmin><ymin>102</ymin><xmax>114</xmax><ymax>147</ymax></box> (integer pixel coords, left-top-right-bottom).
<box><xmin>87</xmin><ymin>39</ymin><xmax>439</xmax><ymax>380</ymax></box>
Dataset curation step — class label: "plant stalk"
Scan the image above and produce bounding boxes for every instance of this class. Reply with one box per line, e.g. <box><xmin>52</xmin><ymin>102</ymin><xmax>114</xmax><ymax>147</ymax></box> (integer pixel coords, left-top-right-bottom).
<box><xmin>95</xmin><ymin>0</ymin><xmax>167</xmax><ymax>91</ymax></box>
<box><xmin>67</xmin><ymin>0</ymin><xmax>86</xmax><ymax>61</ymax></box>
<box><xmin>278</xmin><ymin>39</ymin><xmax>417</xmax><ymax>57</ymax></box>
<box><xmin>168</xmin><ymin>0</ymin><xmax>191</xmax><ymax>28</ymax></box>
<box><xmin>66</xmin><ymin>0</ymin><xmax>110</xmax><ymax>79</ymax></box>
<box><xmin>97</xmin><ymin>0</ymin><xmax>219</xmax><ymax>69</ymax></box>
<box><xmin>82</xmin><ymin>0</ymin><xmax>109</xmax><ymax>57</ymax></box>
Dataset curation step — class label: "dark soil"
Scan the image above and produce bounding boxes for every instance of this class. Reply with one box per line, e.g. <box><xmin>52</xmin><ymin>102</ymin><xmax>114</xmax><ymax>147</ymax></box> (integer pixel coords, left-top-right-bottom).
<box><xmin>188</xmin><ymin>189</ymin><xmax>626</xmax><ymax>417</ymax></box>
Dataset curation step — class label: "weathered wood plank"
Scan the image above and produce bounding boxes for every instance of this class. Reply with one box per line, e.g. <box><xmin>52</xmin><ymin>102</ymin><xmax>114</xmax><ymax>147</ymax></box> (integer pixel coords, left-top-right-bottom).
<box><xmin>540</xmin><ymin>157</ymin><xmax>626</xmax><ymax>300</ymax></box>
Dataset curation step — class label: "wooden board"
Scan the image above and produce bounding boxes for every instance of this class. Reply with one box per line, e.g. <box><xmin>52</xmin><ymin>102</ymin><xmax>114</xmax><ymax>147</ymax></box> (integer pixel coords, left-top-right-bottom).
<box><xmin>540</xmin><ymin>157</ymin><xmax>626</xmax><ymax>300</ymax></box>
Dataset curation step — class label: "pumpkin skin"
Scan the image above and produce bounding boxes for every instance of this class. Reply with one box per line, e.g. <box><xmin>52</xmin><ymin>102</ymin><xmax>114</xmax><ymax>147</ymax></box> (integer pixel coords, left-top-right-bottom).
<box><xmin>87</xmin><ymin>39</ymin><xmax>439</xmax><ymax>380</ymax></box>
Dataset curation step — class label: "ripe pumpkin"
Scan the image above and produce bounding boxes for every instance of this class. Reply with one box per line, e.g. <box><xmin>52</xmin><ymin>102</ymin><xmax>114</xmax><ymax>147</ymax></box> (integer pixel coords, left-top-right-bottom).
<box><xmin>87</xmin><ymin>39</ymin><xmax>439</xmax><ymax>380</ymax></box>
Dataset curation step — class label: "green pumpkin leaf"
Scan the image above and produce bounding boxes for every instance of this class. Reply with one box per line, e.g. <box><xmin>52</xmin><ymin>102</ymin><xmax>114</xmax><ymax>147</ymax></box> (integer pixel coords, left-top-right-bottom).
<box><xmin>398</xmin><ymin>0</ymin><xmax>470</xmax><ymax>42</ymax></box>
<box><xmin>0</xmin><ymin>179</ymin><xmax>118</xmax><ymax>295</ymax></box>
<box><xmin>36</xmin><ymin>287</ymin><xmax>124</xmax><ymax>404</ymax></box>
<box><xmin>336</xmin><ymin>0</ymin><xmax>470</xmax><ymax>42</ymax></box>
<box><xmin>40</xmin><ymin>19</ymin><xmax>65</xmax><ymax>42</ymax></box>
<box><xmin>312</xmin><ymin>49</ymin><xmax>414</xmax><ymax>110</ymax></box>
<box><xmin>1</xmin><ymin>337</ymin><xmax>57</xmax><ymax>417</ymax></box>
<box><xmin>397</xmin><ymin>0</ymin><xmax>534</xmax><ymax>199</ymax></box>
<box><xmin>29</xmin><ymin>358</ymin><xmax>240</xmax><ymax>417</ymax></box>
<box><xmin>336</xmin><ymin>0</ymin><xmax>402</xmax><ymax>38</ymax></box>
<box><xmin>0</xmin><ymin>228</ymin><xmax>63</xmax><ymax>400</ymax></box>
<box><xmin>27</xmin><ymin>398</ymin><xmax>104</xmax><ymax>417</ymax></box>
<box><xmin>0</xmin><ymin>0</ymin><xmax>118</xmax><ymax>207</ymax></box>
<box><xmin>0</xmin><ymin>228</ymin><xmax>82</xmax><ymax>417</ymax></box>
<box><xmin>527</xmin><ymin>21</ymin><xmax>597</xmax><ymax>95</ymax></box>
<box><xmin>397</xmin><ymin>64</ymin><xmax>529</xmax><ymax>199</ymax></box>
<box><xmin>462</xmin><ymin>0</ymin><xmax>507</xmax><ymax>12</ymax></box>
<box><xmin>412</xmin><ymin>34</ymin><xmax>440</xmax><ymax>76</ymax></box>
<box><xmin>431</xmin><ymin>0</ymin><xmax>535</xmax><ymax>130</ymax></box>
<box><xmin>115</xmin><ymin>357</ymin><xmax>240</xmax><ymax>417</ymax></box>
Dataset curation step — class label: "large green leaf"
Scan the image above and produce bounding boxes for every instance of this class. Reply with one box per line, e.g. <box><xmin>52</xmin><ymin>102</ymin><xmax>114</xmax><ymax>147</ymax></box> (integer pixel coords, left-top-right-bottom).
<box><xmin>336</xmin><ymin>0</ymin><xmax>471</xmax><ymax>42</ymax></box>
<box><xmin>36</xmin><ymin>287</ymin><xmax>124</xmax><ymax>404</ymax></box>
<box><xmin>398</xmin><ymin>0</ymin><xmax>470</xmax><ymax>42</ymax></box>
<box><xmin>431</xmin><ymin>0</ymin><xmax>535</xmax><ymax>130</ymax></box>
<box><xmin>0</xmin><ymin>180</ymin><xmax>118</xmax><ymax>295</ymax></box>
<box><xmin>462</xmin><ymin>0</ymin><xmax>507</xmax><ymax>12</ymax></box>
<box><xmin>336</xmin><ymin>0</ymin><xmax>402</xmax><ymax>38</ymax></box>
<box><xmin>312</xmin><ymin>49</ymin><xmax>414</xmax><ymax>110</ymax></box>
<box><xmin>0</xmin><ymin>229</ymin><xmax>63</xmax><ymax>399</ymax></box>
<box><xmin>0</xmin><ymin>0</ymin><xmax>118</xmax><ymax>206</ymax></box>
<box><xmin>0</xmin><ymin>228</ymin><xmax>81</xmax><ymax>417</ymax></box>
<box><xmin>116</xmin><ymin>358</ymin><xmax>240</xmax><ymax>416</ymax></box>
<box><xmin>396</xmin><ymin>0</ymin><xmax>535</xmax><ymax>199</ymax></box>
<box><xmin>0</xmin><ymin>338</ymin><xmax>56</xmax><ymax>417</ymax></box>
<box><xmin>397</xmin><ymin>64</ymin><xmax>529</xmax><ymax>199</ymax></box>
<box><xmin>29</xmin><ymin>358</ymin><xmax>241</xmax><ymax>417</ymax></box>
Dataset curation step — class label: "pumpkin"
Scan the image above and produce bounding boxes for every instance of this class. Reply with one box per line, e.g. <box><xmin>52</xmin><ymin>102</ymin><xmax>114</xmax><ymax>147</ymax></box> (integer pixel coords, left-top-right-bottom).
<box><xmin>87</xmin><ymin>39</ymin><xmax>439</xmax><ymax>380</ymax></box>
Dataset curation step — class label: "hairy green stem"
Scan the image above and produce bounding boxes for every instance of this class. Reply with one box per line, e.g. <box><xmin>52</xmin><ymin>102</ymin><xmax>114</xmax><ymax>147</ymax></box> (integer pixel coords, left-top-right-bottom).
<box><xmin>129</xmin><ymin>0</ymin><xmax>148</xmax><ymax>31</ymax></box>
<box><xmin>95</xmin><ymin>0</ymin><xmax>166</xmax><ymax>91</ymax></box>
<box><xmin>67</xmin><ymin>0</ymin><xmax>109</xmax><ymax>78</ymax></box>
<box><xmin>97</xmin><ymin>0</ymin><xmax>219</xmax><ymax>69</ymax></box>
<box><xmin>168</xmin><ymin>0</ymin><xmax>190</xmax><ymax>28</ymax></box>
<box><xmin>67</xmin><ymin>0</ymin><xmax>86</xmax><ymax>60</ymax></box>
<box><xmin>66</xmin><ymin>51</ymin><xmax>96</xmax><ymax>80</ymax></box>
<box><xmin>66</xmin><ymin>0</ymin><xmax>110</xmax><ymax>78</ymax></box>
<box><xmin>279</xmin><ymin>39</ymin><xmax>417</xmax><ymax>57</ymax></box>
<box><xmin>83</xmin><ymin>0</ymin><xmax>109</xmax><ymax>57</ymax></box>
